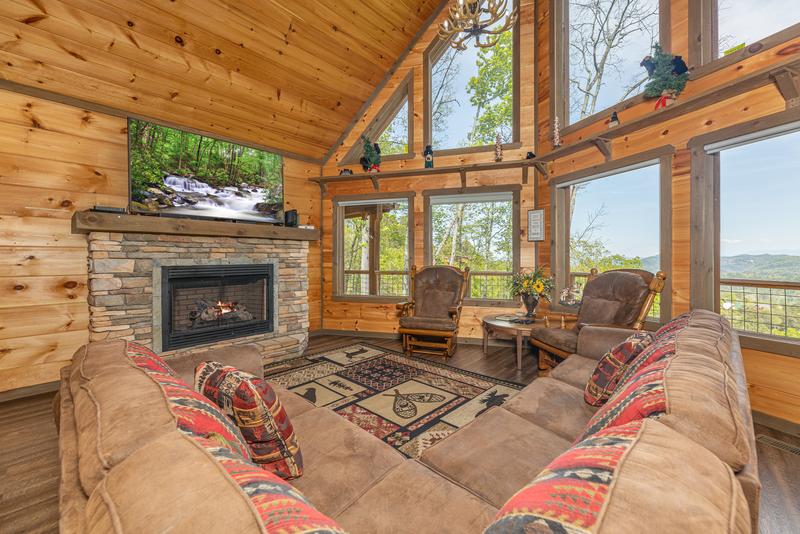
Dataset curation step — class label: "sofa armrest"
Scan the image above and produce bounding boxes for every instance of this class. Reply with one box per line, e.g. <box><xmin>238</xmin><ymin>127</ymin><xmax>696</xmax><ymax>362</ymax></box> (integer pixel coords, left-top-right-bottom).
<box><xmin>576</xmin><ymin>326</ymin><xmax>637</xmax><ymax>361</ymax></box>
<box><xmin>165</xmin><ymin>344</ymin><xmax>264</xmax><ymax>384</ymax></box>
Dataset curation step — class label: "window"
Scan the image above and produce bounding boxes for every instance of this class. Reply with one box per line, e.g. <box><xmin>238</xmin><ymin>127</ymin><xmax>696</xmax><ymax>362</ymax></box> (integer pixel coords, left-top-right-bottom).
<box><xmin>714</xmin><ymin>126</ymin><xmax>800</xmax><ymax>340</ymax></box>
<box><xmin>553</xmin><ymin>150</ymin><xmax>671</xmax><ymax>322</ymax></box>
<box><xmin>561</xmin><ymin>0</ymin><xmax>661</xmax><ymax>126</ymax></box>
<box><xmin>716</xmin><ymin>0</ymin><xmax>800</xmax><ymax>58</ymax></box>
<box><xmin>341</xmin><ymin>73</ymin><xmax>413</xmax><ymax>163</ymax></box>
<box><xmin>334</xmin><ymin>194</ymin><xmax>413</xmax><ymax>299</ymax></box>
<box><xmin>424</xmin><ymin>187</ymin><xmax>520</xmax><ymax>302</ymax></box>
<box><xmin>425</xmin><ymin>1</ymin><xmax>519</xmax><ymax>151</ymax></box>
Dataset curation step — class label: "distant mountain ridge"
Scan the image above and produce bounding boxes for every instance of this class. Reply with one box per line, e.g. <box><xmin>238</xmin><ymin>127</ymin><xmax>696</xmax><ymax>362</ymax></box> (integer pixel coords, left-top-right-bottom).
<box><xmin>641</xmin><ymin>254</ymin><xmax>800</xmax><ymax>282</ymax></box>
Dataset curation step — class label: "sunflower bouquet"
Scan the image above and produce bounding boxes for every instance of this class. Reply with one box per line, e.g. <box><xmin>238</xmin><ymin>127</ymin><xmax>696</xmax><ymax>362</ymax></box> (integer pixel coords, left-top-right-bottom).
<box><xmin>510</xmin><ymin>267</ymin><xmax>555</xmax><ymax>301</ymax></box>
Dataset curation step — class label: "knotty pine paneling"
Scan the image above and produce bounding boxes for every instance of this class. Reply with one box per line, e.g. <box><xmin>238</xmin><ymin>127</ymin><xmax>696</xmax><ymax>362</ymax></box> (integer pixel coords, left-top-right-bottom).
<box><xmin>0</xmin><ymin>88</ymin><xmax>322</xmax><ymax>392</ymax></box>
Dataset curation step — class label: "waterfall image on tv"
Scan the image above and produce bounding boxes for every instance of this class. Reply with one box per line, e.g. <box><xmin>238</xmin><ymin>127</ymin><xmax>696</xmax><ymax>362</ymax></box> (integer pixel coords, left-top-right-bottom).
<box><xmin>128</xmin><ymin>119</ymin><xmax>283</xmax><ymax>223</ymax></box>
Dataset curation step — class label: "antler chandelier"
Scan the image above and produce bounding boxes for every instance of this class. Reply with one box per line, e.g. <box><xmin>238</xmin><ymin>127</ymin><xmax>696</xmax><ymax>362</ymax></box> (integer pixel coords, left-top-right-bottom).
<box><xmin>438</xmin><ymin>0</ymin><xmax>518</xmax><ymax>50</ymax></box>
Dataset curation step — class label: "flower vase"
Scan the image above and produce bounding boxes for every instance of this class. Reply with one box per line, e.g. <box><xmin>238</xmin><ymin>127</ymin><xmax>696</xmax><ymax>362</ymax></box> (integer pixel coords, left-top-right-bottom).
<box><xmin>521</xmin><ymin>294</ymin><xmax>539</xmax><ymax>318</ymax></box>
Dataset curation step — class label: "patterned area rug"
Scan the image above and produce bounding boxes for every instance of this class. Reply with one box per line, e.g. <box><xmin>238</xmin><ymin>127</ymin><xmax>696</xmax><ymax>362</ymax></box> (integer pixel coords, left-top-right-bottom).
<box><xmin>264</xmin><ymin>343</ymin><xmax>523</xmax><ymax>459</ymax></box>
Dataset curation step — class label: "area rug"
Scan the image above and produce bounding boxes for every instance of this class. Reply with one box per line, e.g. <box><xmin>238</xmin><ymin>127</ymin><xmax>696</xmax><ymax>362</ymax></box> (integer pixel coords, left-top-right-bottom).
<box><xmin>263</xmin><ymin>343</ymin><xmax>523</xmax><ymax>458</ymax></box>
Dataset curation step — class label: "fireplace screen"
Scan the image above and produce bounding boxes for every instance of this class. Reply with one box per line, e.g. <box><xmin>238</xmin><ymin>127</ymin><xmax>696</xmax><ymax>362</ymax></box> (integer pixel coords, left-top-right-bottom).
<box><xmin>162</xmin><ymin>264</ymin><xmax>274</xmax><ymax>350</ymax></box>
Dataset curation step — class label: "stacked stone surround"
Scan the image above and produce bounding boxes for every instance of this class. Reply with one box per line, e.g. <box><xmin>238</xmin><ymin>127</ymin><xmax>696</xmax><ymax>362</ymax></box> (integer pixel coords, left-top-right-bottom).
<box><xmin>87</xmin><ymin>232</ymin><xmax>309</xmax><ymax>364</ymax></box>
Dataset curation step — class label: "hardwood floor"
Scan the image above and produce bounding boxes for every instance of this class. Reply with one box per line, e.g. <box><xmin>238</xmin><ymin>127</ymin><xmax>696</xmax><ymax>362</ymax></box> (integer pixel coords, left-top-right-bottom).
<box><xmin>0</xmin><ymin>335</ymin><xmax>797</xmax><ymax>533</ymax></box>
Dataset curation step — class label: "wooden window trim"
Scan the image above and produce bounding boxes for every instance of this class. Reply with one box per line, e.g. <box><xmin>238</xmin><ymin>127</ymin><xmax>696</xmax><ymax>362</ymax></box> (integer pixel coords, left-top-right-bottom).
<box><xmin>422</xmin><ymin>185</ymin><xmax>522</xmax><ymax>307</ymax></box>
<box><xmin>549</xmin><ymin>146</ymin><xmax>675</xmax><ymax>324</ymax></box>
<box><xmin>688</xmin><ymin>107</ymin><xmax>800</xmax><ymax>358</ymax></box>
<box><xmin>340</xmin><ymin>72</ymin><xmax>415</xmax><ymax>165</ymax></box>
<box><xmin>423</xmin><ymin>0</ymin><xmax>521</xmax><ymax>153</ymax></box>
<box><xmin>552</xmin><ymin>0</ymin><xmax>671</xmax><ymax>134</ymax></box>
<box><xmin>689</xmin><ymin>1</ymin><xmax>800</xmax><ymax>77</ymax></box>
<box><xmin>332</xmin><ymin>191</ymin><xmax>415</xmax><ymax>303</ymax></box>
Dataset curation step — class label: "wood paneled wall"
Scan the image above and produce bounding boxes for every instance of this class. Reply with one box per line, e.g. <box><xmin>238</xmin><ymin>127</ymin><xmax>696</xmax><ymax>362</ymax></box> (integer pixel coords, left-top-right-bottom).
<box><xmin>0</xmin><ymin>88</ymin><xmax>320</xmax><ymax>393</ymax></box>
<box><xmin>319</xmin><ymin>1</ymin><xmax>800</xmax><ymax>423</ymax></box>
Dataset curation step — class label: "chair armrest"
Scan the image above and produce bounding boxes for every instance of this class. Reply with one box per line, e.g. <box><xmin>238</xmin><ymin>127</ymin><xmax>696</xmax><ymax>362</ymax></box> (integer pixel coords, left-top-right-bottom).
<box><xmin>448</xmin><ymin>305</ymin><xmax>461</xmax><ymax>318</ymax></box>
<box><xmin>396</xmin><ymin>301</ymin><xmax>414</xmax><ymax>316</ymax></box>
<box><xmin>576</xmin><ymin>326</ymin><xmax>637</xmax><ymax>361</ymax></box>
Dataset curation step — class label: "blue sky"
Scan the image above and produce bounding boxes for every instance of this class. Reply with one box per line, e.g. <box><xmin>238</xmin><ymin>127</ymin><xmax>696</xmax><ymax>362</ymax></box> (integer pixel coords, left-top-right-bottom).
<box><xmin>435</xmin><ymin>45</ymin><xmax>483</xmax><ymax>149</ymax></box>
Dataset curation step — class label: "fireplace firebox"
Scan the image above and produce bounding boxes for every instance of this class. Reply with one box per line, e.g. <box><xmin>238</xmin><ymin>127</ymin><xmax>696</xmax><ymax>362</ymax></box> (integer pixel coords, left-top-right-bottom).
<box><xmin>161</xmin><ymin>264</ymin><xmax>274</xmax><ymax>351</ymax></box>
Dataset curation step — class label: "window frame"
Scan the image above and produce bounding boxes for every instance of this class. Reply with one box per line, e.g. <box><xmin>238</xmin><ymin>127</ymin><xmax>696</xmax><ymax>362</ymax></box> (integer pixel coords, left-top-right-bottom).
<box><xmin>689</xmin><ymin>107</ymin><xmax>800</xmax><ymax>358</ymax></box>
<box><xmin>422</xmin><ymin>184</ymin><xmax>521</xmax><ymax>307</ymax></box>
<box><xmin>423</xmin><ymin>0</ymin><xmax>521</xmax><ymax>156</ymax></box>
<box><xmin>552</xmin><ymin>0</ymin><xmax>671</xmax><ymax>135</ymax></box>
<box><xmin>689</xmin><ymin>1</ymin><xmax>800</xmax><ymax>77</ymax></box>
<box><xmin>332</xmin><ymin>191</ymin><xmax>415</xmax><ymax>303</ymax></box>
<box><xmin>550</xmin><ymin>146</ymin><xmax>674</xmax><ymax>327</ymax></box>
<box><xmin>340</xmin><ymin>71</ymin><xmax>415</xmax><ymax>165</ymax></box>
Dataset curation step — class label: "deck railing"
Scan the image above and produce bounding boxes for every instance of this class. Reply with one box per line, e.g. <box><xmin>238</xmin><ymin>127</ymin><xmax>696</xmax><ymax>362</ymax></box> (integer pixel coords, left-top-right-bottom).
<box><xmin>720</xmin><ymin>278</ymin><xmax>800</xmax><ymax>339</ymax></box>
<box><xmin>344</xmin><ymin>270</ymin><xmax>408</xmax><ymax>296</ymax></box>
<box><xmin>467</xmin><ymin>271</ymin><xmax>513</xmax><ymax>300</ymax></box>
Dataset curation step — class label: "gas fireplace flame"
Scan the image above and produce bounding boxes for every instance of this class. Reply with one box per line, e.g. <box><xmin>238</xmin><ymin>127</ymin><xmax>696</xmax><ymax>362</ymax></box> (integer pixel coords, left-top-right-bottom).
<box><xmin>216</xmin><ymin>301</ymin><xmax>235</xmax><ymax>314</ymax></box>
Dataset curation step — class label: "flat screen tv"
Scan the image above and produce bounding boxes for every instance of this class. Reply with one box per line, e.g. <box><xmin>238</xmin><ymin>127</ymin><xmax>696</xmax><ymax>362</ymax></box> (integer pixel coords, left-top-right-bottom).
<box><xmin>128</xmin><ymin>118</ymin><xmax>283</xmax><ymax>223</ymax></box>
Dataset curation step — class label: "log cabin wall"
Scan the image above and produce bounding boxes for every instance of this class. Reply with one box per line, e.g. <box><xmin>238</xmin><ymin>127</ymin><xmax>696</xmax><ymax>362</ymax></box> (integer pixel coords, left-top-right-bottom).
<box><xmin>0</xmin><ymin>88</ymin><xmax>321</xmax><ymax>394</ymax></box>
<box><xmin>320</xmin><ymin>1</ymin><xmax>800</xmax><ymax>424</ymax></box>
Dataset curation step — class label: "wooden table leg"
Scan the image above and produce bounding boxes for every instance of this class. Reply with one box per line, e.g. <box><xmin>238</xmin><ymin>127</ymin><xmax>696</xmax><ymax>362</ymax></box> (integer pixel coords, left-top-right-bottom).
<box><xmin>515</xmin><ymin>333</ymin><xmax>522</xmax><ymax>370</ymax></box>
<box><xmin>482</xmin><ymin>324</ymin><xmax>489</xmax><ymax>355</ymax></box>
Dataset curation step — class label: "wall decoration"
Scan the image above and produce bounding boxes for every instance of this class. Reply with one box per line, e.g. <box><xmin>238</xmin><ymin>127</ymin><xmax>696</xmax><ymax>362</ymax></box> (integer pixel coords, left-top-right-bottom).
<box><xmin>339</xmin><ymin>169</ymin><xmax>354</xmax><ymax>175</ymax></box>
<box><xmin>424</xmin><ymin>145</ymin><xmax>435</xmax><ymax>168</ymax></box>
<box><xmin>525</xmin><ymin>151</ymin><xmax>536</xmax><ymax>159</ymax></box>
<box><xmin>552</xmin><ymin>116</ymin><xmax>562</xmax><ymax>148</ymax></box>
<box><xmin>359</xmin><ymin>135</ymin><xmax>382</xmax><ymax>173</ymax></box>
<box><xmin>642</xmin><ymin>44</ymin><xmax>689</xmax><ymax>105</ymax></box>
<box><xmin>438</xmin><ymin>0</ymin><xmax>518</xmax><ymax>50</ymax></box>
<box><xmin>128</xmin><ymin>118</ymin><xmax>283</xmax><ymax>223</ymax></box>
<box><xmin>494</xmin><ymin>133</ymin><xmax>504</xmax><ymax>162</ymax></box>
<box><xmin>609</xmin><ymin>111</ymin><xmax>620</xmax><ymax>128</ymax></box>
<box><xmin>527</xmin><ymin>209</ymin><xmax>545</xmax><ymax>242</ymax></box>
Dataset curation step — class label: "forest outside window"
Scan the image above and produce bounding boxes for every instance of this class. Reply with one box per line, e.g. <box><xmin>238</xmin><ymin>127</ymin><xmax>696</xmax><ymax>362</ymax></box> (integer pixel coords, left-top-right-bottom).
<box><xmin>424</xmin><ymin>0</ymin><xmax>519</xmax><ymax>152</ymax></box>
<box><xmin>553</xmin><ymin>153</ymin><xmax>670</xmax><ymax>322</ymax></box>
<box><xmin>711</xmin><ymin>125</ymin><xmax>800</xmax><ymax>342</ymax></box>
<box><xmin>558</xmin><ymin>0</ymin><xmax>662</xmax><ymax>127</ymax></box>
<box><xmin>424</xmin><ymin>187</ymin><xmax>520</xmax><ymax>303</ymax></box>
<box><xmin>334</xmin><ymin>195</ymin><xmax>413</xmax><ymax>300</ymax></box>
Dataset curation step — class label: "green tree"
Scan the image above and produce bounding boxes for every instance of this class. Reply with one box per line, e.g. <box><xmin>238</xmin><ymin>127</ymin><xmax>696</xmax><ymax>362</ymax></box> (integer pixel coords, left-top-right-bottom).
<box><xmin>466</xmin><ymin>31</ymin><xmax>514</xmax><ymax>145</ymax></box>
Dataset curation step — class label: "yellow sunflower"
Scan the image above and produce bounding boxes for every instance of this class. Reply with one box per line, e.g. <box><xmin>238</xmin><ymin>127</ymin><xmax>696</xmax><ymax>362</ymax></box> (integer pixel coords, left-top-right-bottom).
<box><xmin>532</xmin><ymin>280</ymin><xmax>545</xmax><ymax>294</ymax></box>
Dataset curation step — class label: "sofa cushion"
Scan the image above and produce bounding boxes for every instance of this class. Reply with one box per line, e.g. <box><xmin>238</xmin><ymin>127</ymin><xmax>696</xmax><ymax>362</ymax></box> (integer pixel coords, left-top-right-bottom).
<box><xmin>576</xmin><ymin>346</ymin><xmax>751</xmax><ymax>470</ymax></box>
<box><xmin>529</xmin><ymin>326</ymin><xmax>578</xmax><ymax>354</ymax></box>
<box><xmin>584</xmin><ymin>331</ymin><xmax>654</xmax><ymax>406</ymax></box>
<box><xmin>485</xmin><ymin>419</ymin><xmax>750</xmax><ymax>534</ymax></box>
<box><xmin>289</xmin><ymin>407</ymin><xmax>405</xmax><ymax>516</ymax></box>
<box><xmin>502</xmin><ymin>378</ymin><xmax>597</xmax><ymax>441</ymax></box>
<box><xmin>195</xmin><ymin>361</ymin><xmax>303</xmax><ymax>479</ymax></box>
<box><xmin>399</xmin><ymin>315</ymin><xmax>457</xmax><ymax>331</ymax></box>
<box><xmin>336</xmin><ymin>460</ymin><xmax>497</xmax><ymax>534</ymax></box>
<box><xmin>419</xmin><ymin>408</ymin><xmax>571</xmax><ymax>508</ymax></box>
<box><xmin>84</xmin><ymin>431</ymin><xmax>345</xmax><ymax>533</ymax></box>
<box><xmin>165</xmin><ymin>345</ymin><xmax>264</xmax><ymax>384</ymax></box>
<box><xmin>273</xmin><ymin>384</ymin><xmax>317</xmax><ymax>420</ymax></box>
<box><xmin>549</xmin><ymin>354</ymin><xmax>597</xmax><ymax>389</ymax></box>
<box><xmin>67</xmin><ymin>341</ymin><xmax>249</xmax><ymax>496</ymax></box>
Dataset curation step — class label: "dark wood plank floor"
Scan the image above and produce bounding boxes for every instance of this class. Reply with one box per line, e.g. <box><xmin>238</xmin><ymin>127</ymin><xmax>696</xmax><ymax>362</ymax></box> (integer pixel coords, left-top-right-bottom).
<box><xmin>0</xmin><ymin>335</ymin><xmax>797</xmax><ymax>533</ymax></box>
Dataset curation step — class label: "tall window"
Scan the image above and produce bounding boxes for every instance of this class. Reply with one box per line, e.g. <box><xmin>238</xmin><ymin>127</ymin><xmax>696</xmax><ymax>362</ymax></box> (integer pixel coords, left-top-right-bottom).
<box><xmin>566</xmin><ymin>0</ymin><xmax>659</xmax><ymax>125</ymax></box>
<box><xmin>426</xmin><ymin>189</ymin><xmax>519</xmax><ymax>301</ymax></box>
<box><xmin>426</xmin><ymin>1</ymin><xmax>518</xmax><ymax>151</ymax></box>
<box><xmin>716</xmin><ymin>128</ymin><xmax>800</xmax><ymax>339</ymax></box>
<box><xmin>335</xmin><ymin>196</ymin><xmax>412</xmax><ymax>298</ymax></box>
<box><xmin>717</xmin><ymin>0</ymin><xmax>800</xmax><ymax>57</ymax></box>
<box><xmin>555</xmin><ymin>156</ymin><xmax>668</xmax><ymax>321</ymax></box>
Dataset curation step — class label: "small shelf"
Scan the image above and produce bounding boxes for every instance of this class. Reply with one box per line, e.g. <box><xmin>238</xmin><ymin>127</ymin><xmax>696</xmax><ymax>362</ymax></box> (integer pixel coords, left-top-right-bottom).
<box><xmin>72</xmin><ymin>211</ymin><xmax>320</xmax><ymax>241</ymax></box>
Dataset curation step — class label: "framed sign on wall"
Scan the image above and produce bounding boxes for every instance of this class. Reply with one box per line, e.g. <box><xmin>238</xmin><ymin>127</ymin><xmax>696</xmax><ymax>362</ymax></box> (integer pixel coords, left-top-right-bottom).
<box><xmin>527</xmin><ymin>209</ymin><xmax>545</xmax><ymax>242</ymax></box>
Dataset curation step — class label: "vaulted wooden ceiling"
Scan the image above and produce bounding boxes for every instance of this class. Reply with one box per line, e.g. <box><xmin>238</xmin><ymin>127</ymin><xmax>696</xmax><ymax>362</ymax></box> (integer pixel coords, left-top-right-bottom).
<box><xmin>0</xmin><ymin>0</ymin><xmax>443</xmax><ymax>160</ymax></box>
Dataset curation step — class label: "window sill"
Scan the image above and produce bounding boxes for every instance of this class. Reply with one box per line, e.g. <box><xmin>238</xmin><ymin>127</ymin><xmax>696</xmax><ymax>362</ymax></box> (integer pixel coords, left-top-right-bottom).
<box><xmin>737</xmin><ymin>331</ymin><xmax>800</xmax><ymax>359</ymax></box>
<box><xmin>332</xmin><ymin>294</ymin><xmax>408</xmax><ymax>304</ymax></box>
<box><xmin>561</xmin><ymin>94</ymin><xmax>647</xmax><ymax>136</ymax></box>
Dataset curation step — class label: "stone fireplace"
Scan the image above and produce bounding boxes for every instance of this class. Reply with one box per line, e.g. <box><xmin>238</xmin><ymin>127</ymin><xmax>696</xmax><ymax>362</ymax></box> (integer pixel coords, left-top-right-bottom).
<box><xmin>86</xmin><ymin>230</ymin><xmax>310</xmax><ymax>364</ymax></box>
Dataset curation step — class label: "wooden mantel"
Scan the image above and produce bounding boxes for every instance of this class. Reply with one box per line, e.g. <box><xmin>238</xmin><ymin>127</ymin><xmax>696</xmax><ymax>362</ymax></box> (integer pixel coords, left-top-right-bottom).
<box><xmin>72</xmin><ymin>211</ymin><xmax>320</xmax><ymax>241</ymax></box>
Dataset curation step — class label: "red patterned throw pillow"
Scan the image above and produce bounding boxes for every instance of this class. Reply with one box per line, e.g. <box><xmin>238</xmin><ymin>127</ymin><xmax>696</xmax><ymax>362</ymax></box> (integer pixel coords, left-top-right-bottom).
<box><xmin>584</xmin><ymin>331</ymin><xmax>654</xmax><ymax>406</ymax></box>
<box><xmin>196</xmin><ymin>361</ymin><xmax>303</xmax><ymax>480</ymax></box>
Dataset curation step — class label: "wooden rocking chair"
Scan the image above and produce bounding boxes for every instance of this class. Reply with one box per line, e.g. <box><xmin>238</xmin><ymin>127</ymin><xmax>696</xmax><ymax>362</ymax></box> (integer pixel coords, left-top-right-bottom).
<box><xmin>396</xmin><ymin>265</ymin><xmax>469</xmax><ymax>358</ymax></box>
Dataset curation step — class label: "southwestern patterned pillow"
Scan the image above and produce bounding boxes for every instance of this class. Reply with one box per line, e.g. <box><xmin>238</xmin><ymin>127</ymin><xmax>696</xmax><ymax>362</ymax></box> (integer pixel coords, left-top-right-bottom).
<box><xmin>196</xmin><ymin>361</ymin><xmax>303</xmax><ymax>479</ymax></box>
<box><xmin>484</xmin><ymin>419</ymin><xmax>751</xmax><ymax>534</ymax></box>
<box><xmin>584</xmin><ymin>331</ymin><xmax>654</xmax><ymax>406</ymax></box>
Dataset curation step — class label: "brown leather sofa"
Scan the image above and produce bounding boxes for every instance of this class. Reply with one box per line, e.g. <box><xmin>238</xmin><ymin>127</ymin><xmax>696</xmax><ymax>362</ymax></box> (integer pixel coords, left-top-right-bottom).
<box><xmin>56</xmin><ymin>310</ymin><xmax>759</xmax><ymax>533</ymax></box>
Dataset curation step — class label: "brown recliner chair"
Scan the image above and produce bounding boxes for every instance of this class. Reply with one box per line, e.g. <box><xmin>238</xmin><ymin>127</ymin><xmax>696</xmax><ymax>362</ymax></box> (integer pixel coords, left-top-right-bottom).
<box><xmin>396</xmin><ymin>265</ymin><xmax>469</xmax><ymax>358</ymax></box>
<box><xmin>530</xmin><ymin>269</ymin><xmax>666</xmax><ymax>369</ymax></box>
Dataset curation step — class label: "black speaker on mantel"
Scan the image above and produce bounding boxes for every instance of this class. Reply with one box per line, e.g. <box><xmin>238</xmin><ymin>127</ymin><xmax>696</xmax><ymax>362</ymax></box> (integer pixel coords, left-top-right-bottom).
<box><xmin>284</xmin><ymin>209</ymin><xmax>298</xmax><ymax>227</ymax></box>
